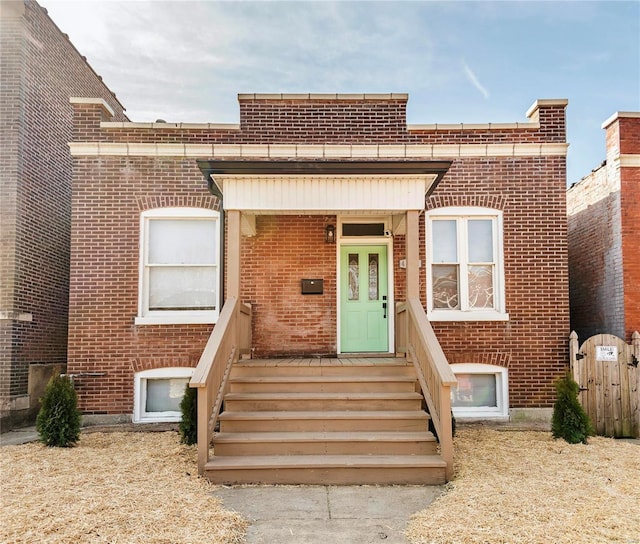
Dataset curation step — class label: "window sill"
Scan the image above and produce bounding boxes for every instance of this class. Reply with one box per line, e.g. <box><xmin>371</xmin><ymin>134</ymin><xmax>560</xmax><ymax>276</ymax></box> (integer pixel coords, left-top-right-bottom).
<box><xmin>428</xmin><ymin>310</ymin><xmax>509</xmax><ymax>322</ymax></box>
<box><xmin>135</xmin><ymin>312</ymin><xmax>217</xmax><ymax>326</ymax></box>
<box><xmin>453</xmin><ymin>412</ymin><xmax>510</xmax><ymax>421</ymax></box>
<box><xmin>133</xmin><ymin>413</ymin><xmax>183</xmax><ymax>424</ymax></box>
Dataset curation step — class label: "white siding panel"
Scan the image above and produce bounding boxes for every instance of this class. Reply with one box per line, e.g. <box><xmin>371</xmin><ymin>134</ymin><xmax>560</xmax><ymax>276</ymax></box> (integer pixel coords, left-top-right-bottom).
<box><xmin>220</xmin><ymin>175</ymin><xmax>437</xmax><ymax>212</ymax></box>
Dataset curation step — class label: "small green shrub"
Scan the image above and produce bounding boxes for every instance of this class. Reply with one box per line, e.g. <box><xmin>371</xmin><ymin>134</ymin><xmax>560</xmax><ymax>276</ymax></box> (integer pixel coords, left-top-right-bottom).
<box><xmin>179</xmin><ymin>384</ymin><xmax>198</xmax><ymax>445</ymax></box>
<box><xmin>551</xmin><ymin>373</ymin><xmax>594</xmax><ymax>444</ymax></box>
<box><xmin>36</xmin><ymin>374</ymin><xmax>81</xmax><ymax>447</ymax></box>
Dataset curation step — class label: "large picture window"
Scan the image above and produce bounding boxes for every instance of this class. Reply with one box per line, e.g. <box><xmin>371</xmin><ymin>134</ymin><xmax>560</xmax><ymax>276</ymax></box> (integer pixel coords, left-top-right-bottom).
<box><xmin>427</xmin><ymin>207</ymin><xmax>508</xmax><ymax>321</ymax></box>
<box><xmin>136</xmin><ymin>208</ymin><xmax>220</xmax><ymax>325</ymax></box>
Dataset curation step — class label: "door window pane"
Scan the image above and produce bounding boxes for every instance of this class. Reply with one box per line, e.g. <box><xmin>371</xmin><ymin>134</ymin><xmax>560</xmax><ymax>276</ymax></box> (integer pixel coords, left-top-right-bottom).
<box><xmin>348</xmin><ymin>254</ymin><xmax>359</xmax><ymax>301</ymax></box>
<box><xmin>368</xmin><ymin>254</ymin><xmax>379</xmax><ymax>300</ymax></box>
<box><xmin>146</xmin><ymin>378</ymin><xmax>189</xmax><ymax>412</ymax></box>
<box><xmin>468</xmin><ymin>219</ymin><xmax>493</xmax><ymax>263</ymax></box>
<box><xmin>451</xmin><ymin>374</ymin><xmax>497</xmax><ymax>408</ymax></box>
<box><xmin>468</xmin><ymin>265</ymin><xmax>494</xmax><ymax>309</ymax></box>
<box><xmin>432</xmin><ymin>264</ymin><xmax>459</xmax><ymax>309</ymax></box>
<box><xmin>432</xmin><ymin>220</ymin><xmax>457</xmax><ymax>263</ymax></box>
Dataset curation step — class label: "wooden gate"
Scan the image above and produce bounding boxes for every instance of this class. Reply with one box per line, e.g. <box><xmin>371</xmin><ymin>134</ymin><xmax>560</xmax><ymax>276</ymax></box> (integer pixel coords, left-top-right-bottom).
<box><xmin>569</xmin><ymin>331</ymin><xmax>640</xmax><ymax>438</ymax></box>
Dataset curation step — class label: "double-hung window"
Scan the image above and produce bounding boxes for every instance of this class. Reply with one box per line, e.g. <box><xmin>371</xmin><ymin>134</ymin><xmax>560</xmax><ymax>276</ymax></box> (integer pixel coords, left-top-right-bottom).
<box><xmin>426</xmin><ymin>207</ymin><xmax>508</xmax><ymax>321</ymax></box>
<box><xmin>136</xmin><ymin>208</ymin><xmax>220</xmax><ymax>325</ymax></box>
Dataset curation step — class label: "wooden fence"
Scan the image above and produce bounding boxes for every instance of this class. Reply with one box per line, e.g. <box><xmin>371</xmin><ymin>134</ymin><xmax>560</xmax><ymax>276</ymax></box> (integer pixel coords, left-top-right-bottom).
<box><xmin>569</xmin><ymin>331</ymin><xmax>639</xmax><ymax>438</ymax></box>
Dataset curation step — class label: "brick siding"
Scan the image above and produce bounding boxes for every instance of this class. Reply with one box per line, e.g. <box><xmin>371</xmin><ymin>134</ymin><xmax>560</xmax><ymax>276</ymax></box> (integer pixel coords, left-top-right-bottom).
<box><xmin>0</xmin><ymin>0</ymin><xmax>125</xmax><ymax>427</ymax></box>
<box><xmin>68</xmin><ymin>96</ymin><xmax>569</xmax><ymax>414</ymax></box>
<box><xmin>567</xmin><ymin>114</ymin><xmax>640</xmax><ymax>342</ymax></box>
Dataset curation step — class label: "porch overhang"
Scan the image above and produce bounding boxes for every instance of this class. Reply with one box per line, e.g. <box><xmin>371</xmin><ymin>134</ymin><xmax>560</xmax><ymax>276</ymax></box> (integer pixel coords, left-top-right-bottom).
<box><xmin>197</xmin><ymin>160</ymin><xmax>451</xmax><ymax>214</ymax></box>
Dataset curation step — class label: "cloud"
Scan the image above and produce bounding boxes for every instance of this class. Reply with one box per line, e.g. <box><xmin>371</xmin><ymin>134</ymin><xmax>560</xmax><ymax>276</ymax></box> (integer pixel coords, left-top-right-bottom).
<box><xmin>462</xmin><ymin>61</ymin><xmax>489</xmax><ymax>100</ymax></box>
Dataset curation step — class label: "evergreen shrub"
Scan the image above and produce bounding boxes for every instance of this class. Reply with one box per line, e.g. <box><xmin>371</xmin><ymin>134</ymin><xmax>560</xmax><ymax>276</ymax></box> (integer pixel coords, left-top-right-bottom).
<box><xmin>551</xmin><ymin>373</ymin><xmax>594</xmax><ymax>444</ymax></box>
<box><xmin>36</xmin><ymin>374</ymin><xmax>81</xmax><ymax>447</ymax></box>
<box><xmin>179</xmin><ymin>383</ymin><xmax>198</xmax><ymax>445</ymax></box>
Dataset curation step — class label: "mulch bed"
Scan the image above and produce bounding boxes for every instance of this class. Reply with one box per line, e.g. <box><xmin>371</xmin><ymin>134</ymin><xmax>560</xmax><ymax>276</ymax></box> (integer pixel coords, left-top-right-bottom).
<box><xmin>2</xmin><ymin>426</ymin><xmax>638</xmax><ymax>543</ymax></box>
<box><xmin>406</xmin><ymin>426</ymin><xmax>640</xmax><ymax>544</ymax></box>
<box><xmin>0</xmin><ymin>432</ymin><xmax>247</xmax><ymax>543</ymax></box>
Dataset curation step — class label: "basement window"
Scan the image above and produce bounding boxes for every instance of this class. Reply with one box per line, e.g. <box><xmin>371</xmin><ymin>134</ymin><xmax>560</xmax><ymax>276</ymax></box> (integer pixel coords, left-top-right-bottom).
<box><xmin>450</xmin><ymin>363</ymin><xmax>509</xmax><ymax>419</ymax></box>
<box><xmin>133</xmin><ymin>367</ymin><xmax>194</xmax><ymax>423</ymax></box>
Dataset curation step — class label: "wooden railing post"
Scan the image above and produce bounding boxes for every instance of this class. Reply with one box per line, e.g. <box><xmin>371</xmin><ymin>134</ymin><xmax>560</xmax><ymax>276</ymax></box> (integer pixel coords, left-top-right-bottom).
<box><xmin>438</xmin><ymin>387</ymin><xmax>454</xmax><ymax>481</ymax></box>
<box><xmin>633</xmin><ymin>331</ymin><xmax>640</xmax><ymax>436</ymax></box>
<box><xmin>196</xmin><ymin>386</ymin><xmax>209</xmax><ymax>474</ymax></box>
<box><xmin>395</xmin><ymin>302</ymin><xmax>407</xmax><ymax>356</ymax></box>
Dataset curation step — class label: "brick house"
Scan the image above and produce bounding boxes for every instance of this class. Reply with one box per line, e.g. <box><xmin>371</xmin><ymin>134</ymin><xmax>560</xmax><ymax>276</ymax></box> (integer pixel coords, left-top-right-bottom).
<box><xmin>567</xmin><ymin>112</ymin><xmax>640</xmax><ymax>343</ymax></box>
<box><xmin>68</xmin><ymin>93</ymin><xmax>569</xmax><ymax>483</ymax></box>
<box><xmin>0</xmin><ymin>0</ymin><xmax>126</xmax><ymax>430</ymax></box>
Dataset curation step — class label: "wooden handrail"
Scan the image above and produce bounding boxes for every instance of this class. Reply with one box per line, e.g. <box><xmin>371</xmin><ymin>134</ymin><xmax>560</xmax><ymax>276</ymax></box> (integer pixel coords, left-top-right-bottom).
<box><xmin>396</xmin><ymin>298</ymin><xmax>457</xmax><ymax>481</ymax></box>
<box><xmin>190</xmin><ymin>297</ymin><xmax>252</xmax><ymax>474</ymax></box>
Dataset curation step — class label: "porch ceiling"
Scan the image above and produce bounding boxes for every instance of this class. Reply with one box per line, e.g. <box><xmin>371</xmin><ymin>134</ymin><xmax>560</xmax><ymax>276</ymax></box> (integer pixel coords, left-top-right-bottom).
<box><xmin>198</xmin><ymin>160</ymin><xmax>451</xmax><ymax>214</ymax></box>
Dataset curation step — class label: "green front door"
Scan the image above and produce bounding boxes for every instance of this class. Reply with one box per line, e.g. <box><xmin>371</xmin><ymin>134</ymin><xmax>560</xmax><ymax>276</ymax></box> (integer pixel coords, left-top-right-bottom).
<box><xmin>340</xmin><ymin>245</ymin><xmax>389</xmax><ymax>353</ymax></box>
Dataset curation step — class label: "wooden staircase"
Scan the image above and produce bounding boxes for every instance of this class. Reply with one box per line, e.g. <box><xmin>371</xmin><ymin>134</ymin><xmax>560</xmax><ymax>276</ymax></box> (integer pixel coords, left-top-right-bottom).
<box><xmin>203</xmin><ymin>358</ymin><xmax>447</xmax><ymax>485</ymax></box>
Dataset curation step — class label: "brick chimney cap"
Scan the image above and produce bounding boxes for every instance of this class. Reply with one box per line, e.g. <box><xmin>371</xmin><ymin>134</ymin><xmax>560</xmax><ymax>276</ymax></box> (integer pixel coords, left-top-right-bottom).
<box><xmin>237</xmin><ymin>93</ymin><xmax>408</xmax><ymax>102</ymax></box>
<box><xmin>601</xmin><ymin>111</ymin><xmax>640</xmax><ymax>130</ymax></box>
<box><xmin>526</xmin><ymin>99</ymin><xmax>568</xmax><ymax>119</ymax></box>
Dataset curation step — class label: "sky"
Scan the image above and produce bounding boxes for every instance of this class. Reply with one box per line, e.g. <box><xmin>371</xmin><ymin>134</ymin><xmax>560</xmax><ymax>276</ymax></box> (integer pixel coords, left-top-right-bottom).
<box><xmin>39</xmin><ymin>0</ymin><xmax>640</xmax><ymax>185</ymax></box>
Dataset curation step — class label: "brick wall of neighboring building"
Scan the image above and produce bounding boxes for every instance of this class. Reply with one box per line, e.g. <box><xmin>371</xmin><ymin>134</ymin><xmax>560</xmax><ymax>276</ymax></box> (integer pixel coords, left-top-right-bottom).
<box><xmin>68</xmin><ymin>96</ymin><xmax>569</xmax><ymax>415</ymax></box>
<box><xmin>0</xmin><ymin>0</ymin><xmax>126</xmax><ymax>429</ymax></box>
<box><xmin>618</xmin><ymin>117</ymin><xmax>640</xmax><ymax>340</ymax></box>
<box><xmin>567</xmin><ymin>113</ymin><xmax>640</xmax><ymax>343</ymax></box>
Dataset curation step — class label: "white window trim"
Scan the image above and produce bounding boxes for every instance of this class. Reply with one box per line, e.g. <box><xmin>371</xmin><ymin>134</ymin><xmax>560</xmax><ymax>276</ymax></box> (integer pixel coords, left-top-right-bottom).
<box><xmin>450</xmin><ymin>363</ymin><xmax>509</xmax><ymax>419</ymax></box>
<box><xmin>426</xmin><ymin>206</ymin><xmax>508</xmax><ymax>322</ymax></box>
<box><xmin>133</xmin><ymin>367</ymin><xmax>194</xmax><ymax>423</ymax></box>
<box><xmin>135</xmin><ymin>207</ymin><xmax>220</xmax><ymax>326</ymax></box>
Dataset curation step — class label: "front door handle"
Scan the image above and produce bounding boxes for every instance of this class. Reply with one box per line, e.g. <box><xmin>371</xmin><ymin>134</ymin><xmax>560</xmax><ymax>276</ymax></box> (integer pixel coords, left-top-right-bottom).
<box><xmin>382</xmin><ymin>302</ymin><xmax>387</xmax><ymax>319</ymax></box>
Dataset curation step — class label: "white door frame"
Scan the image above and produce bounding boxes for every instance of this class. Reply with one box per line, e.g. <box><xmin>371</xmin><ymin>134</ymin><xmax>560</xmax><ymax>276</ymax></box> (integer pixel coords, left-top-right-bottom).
<box><xmin>336</xmin><ymin>221</ymin><xmax>394</xmax><ymax>355</ymax></box>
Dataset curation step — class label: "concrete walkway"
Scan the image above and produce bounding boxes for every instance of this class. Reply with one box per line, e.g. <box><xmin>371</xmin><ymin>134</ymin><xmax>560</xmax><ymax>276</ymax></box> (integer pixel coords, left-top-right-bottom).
<box><xmin>212</xmin><ymin>484</ymin><xmax>443</xmax><ymax>544</ymax></box>
<box><xmin>0</xmin><ymin>426</ymin><xmax>38</xmax><ymax>446</ymax></box>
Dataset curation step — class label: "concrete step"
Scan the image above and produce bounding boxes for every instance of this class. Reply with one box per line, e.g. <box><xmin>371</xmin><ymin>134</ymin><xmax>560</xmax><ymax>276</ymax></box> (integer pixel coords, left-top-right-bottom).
<box><xmin>203</xmin><ymin>454</ymin><xmax>447</xmax><ymax>485</ymax></box>
<box><xmin>228</xmin><ymin>375</ymin><xmax>417</xmax><ymax>393</ymax></box>
<box><xmin>213</xmin><ymin>431</ymin><xmax>438</xmax><ymax>456</ymax></box>
<box><xmin>223</xmin><ymin>392</ymin><xmax>424</xmax><ymax>412</ymax></box>
<box><xmin>218</xmin><ymin>410</ymin><xmax>430</xmax><ymax>432</ymax></box>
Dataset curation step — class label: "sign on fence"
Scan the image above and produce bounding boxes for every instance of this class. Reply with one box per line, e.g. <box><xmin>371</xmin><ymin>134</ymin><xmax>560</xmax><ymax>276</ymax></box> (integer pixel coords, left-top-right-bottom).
<box><xmin>595</xmin><ymin>346</ymin><xmax>618</xmax><ymax>362</ymax></box>
<box><xmin>569</xmin><ymin>332</ymin><xmax>640</xmax><ymax>439</ymax></box>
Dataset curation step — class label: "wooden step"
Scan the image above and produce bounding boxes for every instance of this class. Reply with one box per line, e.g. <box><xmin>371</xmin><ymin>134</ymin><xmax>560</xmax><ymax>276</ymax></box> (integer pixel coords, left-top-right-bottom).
<box><xmin>203</xmin><ymin>454</ymin><xmax>447</xmax><ymax>485</ymax></box>
<box><xmin>228</xmin><ymin>375</ymin><xmax>417</xmax><ymax>393</ymax></box>
<box><xmin>218</xmin><ymin>410</ymin><xmax>430</xmax><ymax>432</ymax></box>
<box><xmin>223</xmin><ymin>392</ymin><xmax>423</xmax><ymax>411</ymax></box>
<box><xmin>231</xmin><ymin>362</ymin><xmax>414</xmax><ymax>378</ymax></box>
<box><xmin>213</xmin><ymin>431</ymin><xmax>438</xmax><ymax>456</ymax></box>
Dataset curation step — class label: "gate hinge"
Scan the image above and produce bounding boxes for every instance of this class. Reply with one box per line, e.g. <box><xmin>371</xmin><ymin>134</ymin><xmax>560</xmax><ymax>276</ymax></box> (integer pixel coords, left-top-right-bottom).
<box><xmin>629</xmin><ymin>354</ymin><xmax>639</xmax><ymax>368</ymax></box>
